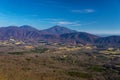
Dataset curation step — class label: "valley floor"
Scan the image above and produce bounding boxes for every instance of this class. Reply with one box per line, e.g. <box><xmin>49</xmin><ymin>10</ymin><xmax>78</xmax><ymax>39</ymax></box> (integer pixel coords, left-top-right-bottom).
<box><xmin>0</xmin><ymin>46</ymin><xmax>119</xmax><ymax>80</ymax></box>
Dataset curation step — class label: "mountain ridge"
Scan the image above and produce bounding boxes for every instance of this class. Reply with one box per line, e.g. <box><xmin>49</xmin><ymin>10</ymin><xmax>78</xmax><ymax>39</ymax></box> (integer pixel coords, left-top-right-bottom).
<box><xmin>0</xmin><ymin>25</ymin><xmax>120</xmax><ymax>48</ymax></box>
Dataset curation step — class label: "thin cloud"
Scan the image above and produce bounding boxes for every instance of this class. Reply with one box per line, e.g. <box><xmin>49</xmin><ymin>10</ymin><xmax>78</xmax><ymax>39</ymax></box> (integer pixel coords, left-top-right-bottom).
<box><xmin>51</xmin><ymin>21</ymin><xmax>81</xmax><ymax>26</ymax></box>
<box><xmin>57</xmin><ymin>21</ymin><xmax>74</xmax><ymax>25</ymax></box>
<box><xmin>72</xmin><ymin>9</ymin><xmax>95</xmax><ymax>13</ymax></box>
<box><xmin>37</xmin><ymin>18</ymin><xmax>82</xmax><ymax>27</ymax></box>
<box><xmin>85</xmin><ymin>9</ymin><xmax>95</xmax><ymax>13</ymax></box>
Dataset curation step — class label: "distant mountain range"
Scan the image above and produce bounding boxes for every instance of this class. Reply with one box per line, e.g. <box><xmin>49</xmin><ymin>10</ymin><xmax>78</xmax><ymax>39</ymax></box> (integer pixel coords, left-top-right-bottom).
<box><xmin>0</xmin><ymin>25</ymin><xmax>120</xmax><ymax>48</ymax></box>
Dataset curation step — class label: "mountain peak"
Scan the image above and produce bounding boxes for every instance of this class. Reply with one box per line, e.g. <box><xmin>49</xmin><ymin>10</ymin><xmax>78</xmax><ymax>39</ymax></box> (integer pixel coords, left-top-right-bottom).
<box><xmin>50</xmin><ymin>25</ymin><xmax>69</xmax><ymax>29</ymax></box>
<box><xmin>7</xmin><ymin>26</ymin><xmax>18</xmax><ymax>28</ymax></box>
<box><xmin>52</xmin><ymin>25</ymin><xmax>65</xmax><ymax>28</ymax></box>
<box><xmin>20</xmin><ymin>25</ymin><xmax>38</xmax><ymax>31</ymax></box>
<box><xmin>20</xmin><ymin>25</ymin><xmax>34</xmax><ymax>28</ymax></box>
<box><xmin>43</xmin><ymin>25</ymin><xmax>77</xmax><ymax>35</ymax></box>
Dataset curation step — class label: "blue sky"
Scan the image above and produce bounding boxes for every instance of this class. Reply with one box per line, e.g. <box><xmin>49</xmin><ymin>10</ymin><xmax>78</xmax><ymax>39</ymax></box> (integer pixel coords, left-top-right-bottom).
<box><xmin>0</xmin><ymin>0</ymin><xmax>120</xmax><ymax>34</ymax></box>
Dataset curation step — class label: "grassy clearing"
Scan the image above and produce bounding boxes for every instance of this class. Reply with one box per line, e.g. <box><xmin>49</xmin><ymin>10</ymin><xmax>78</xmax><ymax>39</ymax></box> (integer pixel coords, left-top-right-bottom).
<box><xmin>87</xmin><ymin>65</ymin><xmax>106</xmax><ymax>72</ymax></box>
<box><xmin>66</xmin><ymin>71</ymin><xmax>92</xmax><ymax>79</ymax></box>
<box><xmin>8</xmin><ymin>52</ymin><xmax>24</xmax><ymax>55</ymax></box>
<box><xmin>31</xmin><ymin>47</ymin><xmax>48</xmax><ymax>53</ymax></box>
